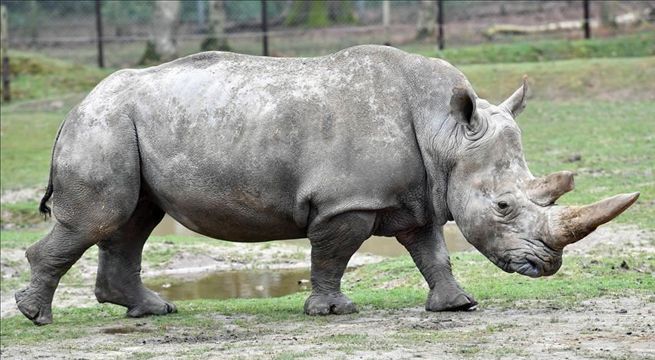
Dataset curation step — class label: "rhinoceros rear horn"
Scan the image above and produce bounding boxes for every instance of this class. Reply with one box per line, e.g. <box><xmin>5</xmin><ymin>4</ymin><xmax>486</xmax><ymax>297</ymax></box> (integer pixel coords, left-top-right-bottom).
<box><xmin>527</xmin><ymin>171</ymin><xmax>575</xmax><ymax>206</ymax></box>
<box><xmin>548</xmin><ymin>192</ymin><xmax>640</xmax><ymax>249</ymax></box>
<box><xmin>501</xmin><ymin>76</ymin><xmax>529</xmax><ymax>118</ymax></box>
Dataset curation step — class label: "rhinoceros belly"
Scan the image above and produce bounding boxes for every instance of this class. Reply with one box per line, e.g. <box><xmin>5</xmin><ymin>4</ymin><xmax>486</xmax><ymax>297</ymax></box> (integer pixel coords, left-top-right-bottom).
<box><xmin>137</xmin><ymin>141</ymin><xmax>308</xmax><ymax>242</ymax></box>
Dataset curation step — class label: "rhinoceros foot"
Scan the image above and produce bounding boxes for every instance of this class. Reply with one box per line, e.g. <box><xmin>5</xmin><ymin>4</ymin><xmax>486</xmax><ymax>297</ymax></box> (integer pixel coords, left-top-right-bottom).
<box><xmin>15</xmin><ymin>286</ymin><xmax>53</xmax><ymax>326</ymax></box>
<box><xmin>124</xmin><ymin>289</ymin><xmax>177</xmax><ymax>318</ymax></box>
<box><xmin>96</xmin><ymin>286</ymin><xmax>177</xmax><ymax>318</ymax></box>
<box><xmin>304</xmin><ymin>292</ymin><xmax>358</xmax><ymax>315</ymax></box>
<box><xmin>425</xmin><ymin>285</ymin><xmax>477</xmax><ymax>312</ymax></box>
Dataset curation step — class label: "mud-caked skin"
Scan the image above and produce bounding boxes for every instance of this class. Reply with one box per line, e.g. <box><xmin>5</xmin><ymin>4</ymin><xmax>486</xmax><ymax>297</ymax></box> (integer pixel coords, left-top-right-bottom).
<box><xmin>17</xmin><ymin>46</ymin><xmax>639</xmax><ymax>325</ymax></box>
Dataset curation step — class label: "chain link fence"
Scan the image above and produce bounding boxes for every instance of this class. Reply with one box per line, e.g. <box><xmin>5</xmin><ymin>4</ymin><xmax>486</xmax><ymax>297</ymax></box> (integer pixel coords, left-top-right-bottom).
<box><xmin>1</xmin><ymin>0</ymin><xmax>654</xmax><ymax>68</ymax></box>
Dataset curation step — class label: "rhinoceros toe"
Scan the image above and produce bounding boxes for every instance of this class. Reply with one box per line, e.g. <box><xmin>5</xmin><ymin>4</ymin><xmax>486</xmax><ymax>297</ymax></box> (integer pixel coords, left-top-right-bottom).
<box><xmin>425</xmin><ymin>288</ymin><xmax>477</xmax><ymax>312</ymax></box>
<box><xmin>15</xmin><ymin>287</ymin><xmax>53</xmax><ymax>325</ymax></box>
<box><xmin>304</xmin><ymin>292</ymin><xmax>358</xmax><ymax>315</ymax></box>
<box><xmin>125</xmin><ymin>290</ymin><xmax>177</xmax><ymax>318</ymax></box>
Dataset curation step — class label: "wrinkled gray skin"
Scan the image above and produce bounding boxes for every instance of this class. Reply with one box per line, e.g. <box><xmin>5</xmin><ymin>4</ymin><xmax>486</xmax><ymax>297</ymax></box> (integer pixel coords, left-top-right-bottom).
<box><xmin>16</xmin><ymin>45</ymin><xmax>639</xmax><ymax>325</ymax></box>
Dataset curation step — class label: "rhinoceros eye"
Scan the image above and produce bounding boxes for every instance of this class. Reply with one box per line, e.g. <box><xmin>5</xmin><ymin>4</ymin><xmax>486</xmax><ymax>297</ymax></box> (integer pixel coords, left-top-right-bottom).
<box><xmin>493</xmin><ymin>197</ymin><xmax>514</xmax><ymax>217</ymax></box>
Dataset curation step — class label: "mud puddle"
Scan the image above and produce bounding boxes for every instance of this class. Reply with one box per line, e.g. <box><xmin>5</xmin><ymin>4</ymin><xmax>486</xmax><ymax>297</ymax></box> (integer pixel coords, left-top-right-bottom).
<box><xmin>148</xmin><ymin>216</ymin><xmax>471</xmax><ymax>301</ymax></box>
<box><xmin>152</xmin><ymin>215</ymin><xmax>473</xmax><ymax>257</ymax></box>
<box><xmin>145</xmin><ymin>268</ymin><xmax>311</xmax><ymax>301</ymax></box>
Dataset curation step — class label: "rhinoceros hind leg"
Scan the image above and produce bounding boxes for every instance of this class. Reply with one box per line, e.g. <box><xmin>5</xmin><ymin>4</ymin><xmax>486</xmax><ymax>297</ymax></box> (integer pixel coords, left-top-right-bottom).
<box><xmin>17</xmin><ymin>213</ymin><xmax>132</xmax><ymax>325</ymax></box>
<box><xmin>16</xmin><ymin>108</ymin><xmax>144</xmax><ymax>325</ymax></box>
<box><xmin>304</xmin><ymin>211</ymin><xmax>374</xmax><ymax>316</ymax></box>
<box><xmin>94</xmin><ymin>195</ymin><xmax>176</xmax><ymax>318</ymax></box>
<box><xmin>397</xmin><ymin>225</ymin><xmax>477</xmax><ymax>312</ymax></box>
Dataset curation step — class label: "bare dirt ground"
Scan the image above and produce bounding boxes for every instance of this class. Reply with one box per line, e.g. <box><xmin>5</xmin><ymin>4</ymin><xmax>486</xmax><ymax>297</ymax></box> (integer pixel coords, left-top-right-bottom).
<box><xmin>0</xmin><ymin>235</ymin><xmax>382</xmax><ymax>319</ymax></box>
<box><xmin>1</xmin><ymin>224</ymin><xmax>653</xmax><ymax>359</ymax></box>
<box><xmin>1</xmin><ymin>296</ymin><xmax>653</xmax><ymax>359</ymax></box>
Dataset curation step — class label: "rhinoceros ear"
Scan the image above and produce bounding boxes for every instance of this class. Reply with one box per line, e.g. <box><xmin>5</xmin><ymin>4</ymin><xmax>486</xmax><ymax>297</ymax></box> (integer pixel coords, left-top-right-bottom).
<box><xmin>450</xmin><ymin>86</ymin><xmax>478</xmax><ymax>130</ymax></box>
<box><xmin>501</xmin><ymin>76</ymin><xmax>529</xmax><ymax>118</ymax></box>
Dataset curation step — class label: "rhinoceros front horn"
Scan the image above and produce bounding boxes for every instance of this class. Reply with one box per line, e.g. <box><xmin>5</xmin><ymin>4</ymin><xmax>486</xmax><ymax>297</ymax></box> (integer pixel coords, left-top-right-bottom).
<box><xmin>548</xmin><ymin>192</ymin><xmax>640</xmax><ymax>249</ymax></box>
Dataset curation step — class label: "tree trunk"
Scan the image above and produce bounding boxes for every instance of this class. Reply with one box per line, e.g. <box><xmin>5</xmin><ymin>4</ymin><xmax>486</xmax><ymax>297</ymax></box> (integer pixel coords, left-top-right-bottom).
<box><xmin>140</xmin><ymin>0</ymin><xmax>180</xmax><ymax>64</ymax></box>
<box><xmin>201</xmin><ymin>1</ymin><xmax>230</xmax><ymax>51</ymax></box>
<box><xmin>416</xmin><ymin>0</ymin><xmax>436</xmax><ymax>39</ymax></box>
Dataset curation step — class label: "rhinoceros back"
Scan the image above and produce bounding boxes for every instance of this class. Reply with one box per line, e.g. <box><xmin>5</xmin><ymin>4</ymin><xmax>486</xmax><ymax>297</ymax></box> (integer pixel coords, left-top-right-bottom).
<box><xmin>85</xmin><ymin>46</ymin><xmax>431</xmax><ymax>241</ymax></box>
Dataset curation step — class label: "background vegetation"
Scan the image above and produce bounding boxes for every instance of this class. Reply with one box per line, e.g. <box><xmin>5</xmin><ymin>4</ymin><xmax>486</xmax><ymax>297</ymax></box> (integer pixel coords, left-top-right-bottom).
<box><xmin>1</xmin><ymin>32</ymin><xmax>653</xmax><ymax>359</ymax></box>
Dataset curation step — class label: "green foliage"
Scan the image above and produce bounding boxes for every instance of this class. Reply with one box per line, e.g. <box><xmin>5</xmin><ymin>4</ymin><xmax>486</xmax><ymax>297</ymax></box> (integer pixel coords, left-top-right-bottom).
<box><xmin>200</xmin><ymin>37</ymin><xmax>231</xmax><ymax>52</ymax></box>
<box><xmin>405</xmin><ymin>33</ymin><xmax>655</xmax><ymax>65</ymax></box>
<box><xmin>459</xmin><ymin>56</ymin><xmax>655</xmax><ymax>103</ymax></box>
<box><xmin>333</xmin><ymin>0</ymin><xmax>356</xmax><ymax>24</ymax></box>
<box><xmin>138</xmin><ymin>40</ymin><xmax>161</xmax><ymax>66</ymax></box>
<box><xmin>102</xmin><ymin>0</ymin><xmax>153</xmax><ymax>28</ymax></box>
<box><xmin>284</xmin><ymin>0</ymin><xmax>356</xmax><ymax>28</ymax></box>
<box><xmin>0</xmin><ymin>51</ymin><xmax>111</xmax><ymax>102</ymax></box>
<box><xmin>307</xmin><ymin>0</ymin><xmax>330</xmax><ymax>28</ymax></box>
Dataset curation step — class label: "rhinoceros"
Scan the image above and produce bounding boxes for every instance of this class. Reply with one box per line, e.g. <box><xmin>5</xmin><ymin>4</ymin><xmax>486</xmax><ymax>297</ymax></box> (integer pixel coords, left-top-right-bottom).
<box><xmin>16</xmin><ymin>45</ymin><xmax>639</xmax><ymax>325</ymax></box>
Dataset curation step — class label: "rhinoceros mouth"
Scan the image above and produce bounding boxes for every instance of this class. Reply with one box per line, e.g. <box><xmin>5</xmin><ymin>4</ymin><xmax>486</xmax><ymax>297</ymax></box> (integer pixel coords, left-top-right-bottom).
<box><xmin>513</xmin><ymin>259</ymin><xmax>542</xmax><ymax>278</ymax></box>
<box><xmin>496</xmin><ymin>253</ymin><xmax>546</xmax><ymax>278</ymax></box>
<box><xmin>498</xmin><ymin>258</ymin><xmax>542</xmax><ymax>277</ymax></box>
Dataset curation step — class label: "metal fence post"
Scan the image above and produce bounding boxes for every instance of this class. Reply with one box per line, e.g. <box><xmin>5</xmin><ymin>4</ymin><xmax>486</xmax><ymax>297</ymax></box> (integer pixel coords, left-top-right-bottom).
<box><xmin>583</xmin><ymin>0</ymin><xmax>591</xmax><ymax>39</ymax></box>
<box><xmin>196</xmin><ymin>0</ymin><xmax>206</xmax><ymax>32</ymax></box>
<box><xmin>1</xmin><ymin>5</ymin><xmax>10</xmax><ymax>102</ymax></box>
<box><xmin>261</xmin><ymin>0</ymin><xmax>268</xmax><ymax>56</ymax></box>
<box><xmin>95</xmin><ymin>0</ymin><xmax>104</xmax><ymax>67</ymax></box>
<box><xmin>382</xmin><ymin>0</ymin><xmax>390</xmax><ymax>46</ymax></box>
<box><xmin>437</xmin><ymin>0</ymin><xmax>444</xmax><ymax>50</ymax></box>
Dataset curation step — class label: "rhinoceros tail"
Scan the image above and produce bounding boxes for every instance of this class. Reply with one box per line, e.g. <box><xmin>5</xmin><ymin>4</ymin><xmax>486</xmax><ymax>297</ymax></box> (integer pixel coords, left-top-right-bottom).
<box><xmin>39</xmin><ymin>111</ymin><xmax>69</xmax><ymax>219</ymax></box>
<box><xmin>39</xmin><ymin>180</ymin><xmax>53</xmax><ymax>218</ymax></box>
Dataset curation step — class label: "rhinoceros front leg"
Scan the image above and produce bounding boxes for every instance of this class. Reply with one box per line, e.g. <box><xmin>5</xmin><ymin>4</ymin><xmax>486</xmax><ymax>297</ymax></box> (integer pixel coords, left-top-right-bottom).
<box><xmin>397</xmin><ymin>225</ymin><xmax>477</xmax><ymax>311</ymax></box>
<box><xmin>304</xmin><ymin>211</ymin><xmax>374</xmax><ymax>315</ymax></box>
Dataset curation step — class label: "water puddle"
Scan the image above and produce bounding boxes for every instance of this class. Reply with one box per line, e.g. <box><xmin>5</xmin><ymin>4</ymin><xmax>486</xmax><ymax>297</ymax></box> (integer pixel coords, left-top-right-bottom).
<box><xmin>146</xmin><ymin>269</ymin><xmax>311</xmax><ymax>301</ymax></box>
<box><xmin>152</xmin><ymin>215</ymin><xmax>472</xmax><ymax>257</ymax></box>
<box><xmin>148</xmin><ymin>216</ymin><xmax>472</xmax><ymax>301</ymax></box>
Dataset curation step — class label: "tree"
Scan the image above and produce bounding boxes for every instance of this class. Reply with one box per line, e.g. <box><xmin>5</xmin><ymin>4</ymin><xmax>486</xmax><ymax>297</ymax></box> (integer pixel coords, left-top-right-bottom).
<box><xmin>284</xmin><ymin>0</ymin><xmax>356</xmax><ymax>28</ymax></box>
<box><xmin>201</xmin><ymin>1</ymin><xmax>230</xmax><ymax>51</ymax></box>
<box><xmin>140</xmin><ymin>0</ymin><xmax>180</xmax><ymax>65</ymax></box>
<box><xmin>416</xmin><ymin>0</ymin><xmax>436</xmax><ymax>39</ymax></box>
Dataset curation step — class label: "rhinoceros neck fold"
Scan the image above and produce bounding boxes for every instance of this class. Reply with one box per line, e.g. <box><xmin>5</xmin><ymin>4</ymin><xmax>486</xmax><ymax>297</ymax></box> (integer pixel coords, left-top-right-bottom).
<box><xmin>398</xmin><ymin>56</ymin><xmax>473</xmax><ymax>226</ymax></box>
<box><xmin>406</xmin><ymin>95</ymin><xmax>461</xmax><ymax>226</ymax></box>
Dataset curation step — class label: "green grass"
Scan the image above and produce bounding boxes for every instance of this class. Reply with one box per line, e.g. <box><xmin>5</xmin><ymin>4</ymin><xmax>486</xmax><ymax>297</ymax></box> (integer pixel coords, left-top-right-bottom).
<box><xmin>403</xmin><ymin>32</ymin><xmax>655</xmax><ymax>65</ymax></box>
<box><xmin>519</xmin><ymin>101</ymin><xmax>655</xmax><ymax>229</ymax></box>
<box><xmin>0</xmin><ymin>229</ymin><xmax>43</xmax><ymax>249</ymax></box>
<box><xmin>461</xmin><ymin>56</ymin><xmax>655</xmax><ymax>103</ymax></box>
<box><xmin>0</xmin><ymin>110</ymin><xmax>61</xmax><ymax>191</ymax></box>
<box><xmin>1</xmin><ymin>251</ymin><xmax>652</xmax><ymax>345</ymax></box>
<box><xmin>3</xmin><ymin>66</ymin><xmax>652</xmax><ymax>228</ymax></box>
<box><xmin>0</xmin><ymin>51</ymin><xmax>112</xmax><ymax>103</ymax></box>
<box><xmin>0</xmin><ymin>202</ymin><xmax>45</xmax><ymax>228</ymax></box>
<box><xmin>1</xmin><ymin>42</ymin><xmax>653</xmax><ymax>358</ymax></box>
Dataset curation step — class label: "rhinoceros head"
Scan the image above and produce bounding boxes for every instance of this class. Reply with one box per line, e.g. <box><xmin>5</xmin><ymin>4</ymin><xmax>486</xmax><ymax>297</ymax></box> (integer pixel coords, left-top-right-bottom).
<box><xmin>445</xmin><ymin>78</ymin><xmax>639</xmax><ymax>277</ymax></box>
